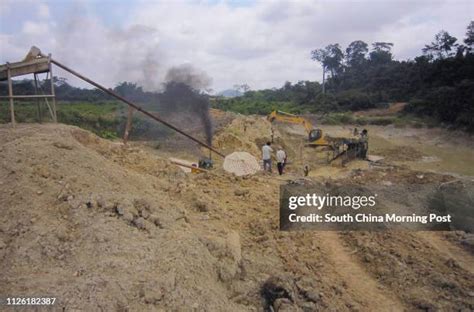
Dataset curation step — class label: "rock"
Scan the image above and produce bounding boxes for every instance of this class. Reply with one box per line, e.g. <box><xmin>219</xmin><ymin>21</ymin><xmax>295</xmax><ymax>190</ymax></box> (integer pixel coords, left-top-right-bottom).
<box><xmin>53</xmin><ymin>142</ymin><xmax>74</xmax><ymax>150</ymax></box>
<box><xmin>273</xmin><ymin>298</ymin><xmax>295</xmax><ymax>312</ymax></box>
<box><xmin>305</xmin><ymin>290</ymin><xmax>321</xmax><ymax>303</ymax></box>
<box><xmin>123</xmin><ymin>212</ymin><xmax>134</xmax><ymax>222</ymax></box>
<box><xmin>234</xmin><ymin>189</ymin><xmax>249</xmax><ymax>196</ymax></box>
<box><xmin>144</xmin><ymin>289</ymin><xmax>163</xmax><ymax>304</ymax></box>
<box><xmin>301</xmin><ymin>302</ymin><xmax>317</xmax><ymax>310</ymax></box>
<box><xmin>37</xmin><ymin>190</ymin><xmax>43</xmax><ymax>195</ymax></box>
<box><xmin>411</xmin><ymin>298</ymin><xmax>438</xmax><ymax>312</ymax></box>
<box><xmin>140</xmin><ymin>209</ymin><xmax>150</xmax><ymax>219</ymax></box>
<box><xmin>116</xmin><ymin>205</ymin><xmax>125</xmax><ymax>216</ymax></box>
<box><xmin>261</xmin><ymin>275</ymin><xmax>296</xmax><ymax>310</ymax></box>
<box><xmin>116</xmin><ymin>200</ymin><xmax>138</xmax><ymax>217</ymax></box>
<box><xmin>133</xmin><ymin>217</ymin><xmax>146</xmax><ymax>229</ymax></box>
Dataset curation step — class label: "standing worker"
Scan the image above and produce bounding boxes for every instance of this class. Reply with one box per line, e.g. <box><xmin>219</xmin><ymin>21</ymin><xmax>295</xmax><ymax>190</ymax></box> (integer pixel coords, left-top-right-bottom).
<box><xmin>359</xmin><ymin>129</ymin><xmax>369</xmax><ymax>159</ymax></box>
<box><xmin>262</xmin><ymin>141</ymin><xmax>273</xmax><ymax>172</ymax></box>
<box><xmin>276</xmin><ymin>146</ymin><xmax>287</xmax><ymax>175</ymax></box>
<box><xmin>303</xmin><ymin>165</ymin><xmax>310</xmax><ymax>177</ymax></box>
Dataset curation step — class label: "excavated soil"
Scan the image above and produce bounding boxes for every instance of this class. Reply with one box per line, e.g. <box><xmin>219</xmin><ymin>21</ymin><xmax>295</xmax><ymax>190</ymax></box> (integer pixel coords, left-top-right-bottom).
<box><xmin>1</xmin><ymin>114</ymin><xmax>473</xmax><ymax>311</ymax></box>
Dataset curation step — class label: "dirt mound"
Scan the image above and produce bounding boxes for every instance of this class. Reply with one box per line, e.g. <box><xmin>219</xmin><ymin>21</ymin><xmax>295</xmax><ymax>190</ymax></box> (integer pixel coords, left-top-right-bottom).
<box><xmin>0</xmin><ymin>124</ymin><xmax>245</xmax><ymax>311</ymax></box>
<box><xmin>371</xmin><ymin>145</ymin><xmax>425</xmax><ymax>162</ymax></box>
<box><xmin>214</xmin><ymin>116</ymin><xmax>276</xmax><ymax>157</ymax></box>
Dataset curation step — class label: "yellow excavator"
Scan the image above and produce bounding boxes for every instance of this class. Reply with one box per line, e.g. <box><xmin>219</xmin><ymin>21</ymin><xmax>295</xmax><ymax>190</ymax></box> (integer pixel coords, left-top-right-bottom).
<box><xmin>267</xmin><ymin>110</ymin><xmax>330</xmax><ymax>147</ymax></box>
<box><xmin>267</xmin><ymin>110</ymin><xmax>368</xmax><ymax>164</ymax></box>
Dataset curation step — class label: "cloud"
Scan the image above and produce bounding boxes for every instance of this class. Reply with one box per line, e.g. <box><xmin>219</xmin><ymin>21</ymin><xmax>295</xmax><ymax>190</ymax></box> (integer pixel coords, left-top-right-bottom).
<box><xmin>1</xmin><ymin>0</ymin><xmax>473</xmax><ymax>92</ymax></box>
<box><xmin>38</xmin><ymin>3</ymin><xmax>50</xmax><ymax>19</ymax></box>
<box><xmin>21</xmin><ymin>21</ymin><xmax>49</xmax><ymax>36</ymax></box>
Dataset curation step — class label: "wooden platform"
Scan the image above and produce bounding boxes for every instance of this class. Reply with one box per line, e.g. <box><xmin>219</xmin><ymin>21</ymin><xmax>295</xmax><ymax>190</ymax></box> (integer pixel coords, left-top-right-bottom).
<box><xmin>0</xmin><ymin>57</ymin><xmax>50</xmax><ymax>81</ymax></box>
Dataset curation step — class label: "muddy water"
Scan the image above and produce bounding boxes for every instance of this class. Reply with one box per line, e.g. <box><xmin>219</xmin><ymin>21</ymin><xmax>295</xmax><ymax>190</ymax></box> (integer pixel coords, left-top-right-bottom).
<box><xmin>363</xmin><ymin>126</ymin><xmax>474</xmax><ymax>177</ymax></box>
<box><xmin>404</xmin><ymin>143</ymin><xmax>474</xmax><ymax>177</ymax></box>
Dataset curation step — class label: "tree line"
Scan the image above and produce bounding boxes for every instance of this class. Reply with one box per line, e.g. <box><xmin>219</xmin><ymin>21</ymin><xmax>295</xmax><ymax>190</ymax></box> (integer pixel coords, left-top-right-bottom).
<box><xmin>217</xmin><ymin>21</ymin><xmax>474</xmax><ymax>131</ymax></box>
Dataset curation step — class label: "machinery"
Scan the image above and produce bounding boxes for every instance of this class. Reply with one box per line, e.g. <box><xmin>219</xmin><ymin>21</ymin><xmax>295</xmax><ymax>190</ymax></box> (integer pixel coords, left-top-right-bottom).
<box><xmin>267</xmin><ymin>110</ymin><xmax>368</xmax><ymax>164</ymax></box>
<box><xmin>267</xmin><ymin>110</ymin><xmax>330</xmax><ymax>147</ymax></box>
<box><xmin>198</xmin><ymin>157</ymin><xmax>213</xmax><ymax>169</ymax></box>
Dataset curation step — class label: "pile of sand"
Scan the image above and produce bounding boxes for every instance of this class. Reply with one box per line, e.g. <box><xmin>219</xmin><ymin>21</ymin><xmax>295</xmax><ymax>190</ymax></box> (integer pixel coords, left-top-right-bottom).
<box><xmin>214</xmin><ymin>116</ymin><xmax>277</xmax><ymax>157</ymax></box>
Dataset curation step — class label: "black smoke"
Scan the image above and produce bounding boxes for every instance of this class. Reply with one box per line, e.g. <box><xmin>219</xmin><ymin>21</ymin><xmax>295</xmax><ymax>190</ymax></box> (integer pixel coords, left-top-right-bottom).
<box><xmin>158</xmin><ymin>80</ymin><xmax>213</xmax><ymax>145</ymax></box>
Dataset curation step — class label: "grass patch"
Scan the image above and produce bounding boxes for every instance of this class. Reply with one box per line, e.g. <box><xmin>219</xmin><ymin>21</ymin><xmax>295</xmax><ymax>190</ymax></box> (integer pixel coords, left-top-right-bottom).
<box><xmin>1</xmin><ymin>101</ymin><xmax>124</xmax><ymax>139</ymax></box>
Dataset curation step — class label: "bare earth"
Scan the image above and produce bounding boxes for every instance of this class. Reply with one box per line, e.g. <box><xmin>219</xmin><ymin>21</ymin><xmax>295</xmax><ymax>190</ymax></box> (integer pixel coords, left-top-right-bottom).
<box><xmin>1</xmin><ymin>114</ymin><xmax>473</xmax><ymax>311</ymax></box>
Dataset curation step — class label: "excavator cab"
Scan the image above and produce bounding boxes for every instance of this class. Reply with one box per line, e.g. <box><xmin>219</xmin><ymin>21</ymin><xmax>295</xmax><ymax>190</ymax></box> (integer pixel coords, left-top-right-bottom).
<box><xmin>309</xmin><ymin>129</ymin><xmax>322</xmax><ymax>142</ymax></box>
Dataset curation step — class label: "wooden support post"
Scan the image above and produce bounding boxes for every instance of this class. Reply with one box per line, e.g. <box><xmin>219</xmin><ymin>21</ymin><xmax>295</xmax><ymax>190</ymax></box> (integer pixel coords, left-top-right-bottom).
<box><xmin>6</xmin><ymin>64</ymin><xmax>15</xmax><ymax>126</ymax></box>
<box><xmin>42</xmin><ymin>71</ymin><xmax>55</xmax><ymax>121</ymax></box>
<box><xmin>48</xmin><ymin>54</ymin><xmax>57</xmax><ymax>122</ymax></box>
<box><xmin>33</xmin><ymin>73</ymin><xmax>42</xmax><ymax>123</ymax></box>
<box><xmin>123</xmin><ymin>106</ymin><xmax>135</xmax><ymax>145</ymax></box>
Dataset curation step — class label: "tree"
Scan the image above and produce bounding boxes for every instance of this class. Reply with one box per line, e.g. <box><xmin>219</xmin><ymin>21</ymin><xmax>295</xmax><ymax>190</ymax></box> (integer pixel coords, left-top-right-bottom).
<box><xmin>422</xmin><ymin>30</ymin><xmax>458</xmax><ymax>59</ymax></box>
<box><xmin>345</xmin><ymin>40</ymin><xmax>369</xmax><ymax>67</ymax></box>
<box><xmin>369</xmin><ymin>42</ymin><xmax>394</xmax><ymax>64</ymax></box>
<box><xmin>464</xmin><ymin>21</ymin><xmax>474</xmax><ymax>52</ymax></box>
<box><xmin>233</xmin><ymin>83</ymin><xmax>251</xmax><ymax>93</ymax></box>
<box><xmin>311</xmin><ymin>44</ymin><xmax>344</xmax><ymax>94</ymax></box>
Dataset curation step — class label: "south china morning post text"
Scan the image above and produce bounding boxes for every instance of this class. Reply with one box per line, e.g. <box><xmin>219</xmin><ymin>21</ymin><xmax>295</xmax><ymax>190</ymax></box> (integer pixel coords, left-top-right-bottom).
<box><xmin>279</xmin><ymin>183</ymin><xmax>458</xmax><ymax>231</ymax></box>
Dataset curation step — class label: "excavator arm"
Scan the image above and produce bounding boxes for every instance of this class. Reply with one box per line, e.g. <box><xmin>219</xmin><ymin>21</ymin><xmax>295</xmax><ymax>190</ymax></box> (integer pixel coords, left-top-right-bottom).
<box><xmin>267</xmin><ymin>110</ymin><xmax>329</xmax><ymax>146</ymax></box>
<box><xmin>267</xmin><ymin>110</ymin><xmax>314</xmax><ymax>133</ymax></box>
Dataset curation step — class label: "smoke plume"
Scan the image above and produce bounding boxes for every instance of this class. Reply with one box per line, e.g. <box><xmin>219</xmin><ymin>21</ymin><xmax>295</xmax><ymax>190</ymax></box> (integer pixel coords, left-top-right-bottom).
<box><xmin>160</xmin><ymin>64</ymin><xmax>213</xmax><ymax>145</ymax></box>
<box><xmin>164</xmin><ymin>64</ymin><xmax>212</xmax><ymax>91</ymax></box>
<box><xmin>158</xmin><ymin>82</ymin><xmax>213</xmax><ymax>145</ymax></box>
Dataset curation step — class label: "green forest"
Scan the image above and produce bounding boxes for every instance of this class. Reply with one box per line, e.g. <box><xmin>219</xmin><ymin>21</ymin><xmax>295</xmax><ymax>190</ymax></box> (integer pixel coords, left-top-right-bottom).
<box><xmin>1</xmin><ymin>21</ymin><xmax>473</xmax><ymax>132</ymax></box>
<box><xmin>216</xmin><ymin>21</ymin><xmax>474</xmax><ymax>131</ymax></box>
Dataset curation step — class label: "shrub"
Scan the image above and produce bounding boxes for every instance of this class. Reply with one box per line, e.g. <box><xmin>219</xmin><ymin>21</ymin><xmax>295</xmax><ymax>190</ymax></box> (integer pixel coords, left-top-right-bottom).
<box><xmin>336</xmin><ymin>89</ymin><xmax>374</xmax><ymax>111</ymax></box>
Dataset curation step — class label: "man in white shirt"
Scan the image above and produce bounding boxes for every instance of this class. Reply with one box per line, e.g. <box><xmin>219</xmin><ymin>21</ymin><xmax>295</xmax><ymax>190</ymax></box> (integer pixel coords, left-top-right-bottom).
<box><xmin>262</xmin><ymin>142</ymin><xmax>273</xmax><ymax>172</ymax></box>
<box><xmin>276</xmin><ymin>146</ymin><xmax>287</xmax><ymax>175</ymax></box>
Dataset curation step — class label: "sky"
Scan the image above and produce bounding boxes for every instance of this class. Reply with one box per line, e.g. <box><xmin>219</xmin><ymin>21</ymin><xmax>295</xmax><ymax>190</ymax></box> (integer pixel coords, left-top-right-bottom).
<box><xmin>0</xmin><ymin>0</ymin><xmax>473</xmax><ymax>93</ymax></box>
